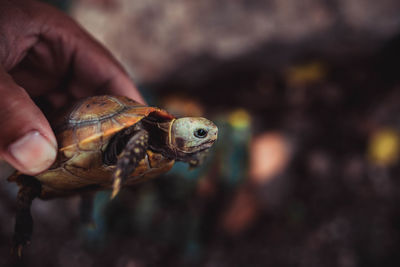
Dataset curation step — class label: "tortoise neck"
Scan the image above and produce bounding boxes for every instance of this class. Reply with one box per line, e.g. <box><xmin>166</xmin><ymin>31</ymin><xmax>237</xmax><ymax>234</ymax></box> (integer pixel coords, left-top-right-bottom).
<box><xmin>141</xmin><ymin>118</ymin><xmax>172</xmax><ymax>156</ymax></box>
<box><xmin>142</xmin><ymin>118</ymin><xmax>190</xmax><ymax>161</ymax></box>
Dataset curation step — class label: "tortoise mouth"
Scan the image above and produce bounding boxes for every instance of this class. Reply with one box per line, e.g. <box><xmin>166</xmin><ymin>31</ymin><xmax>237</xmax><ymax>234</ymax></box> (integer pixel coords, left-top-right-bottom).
<box><xmin>189</xmin><ymin>138</ymin><xmax>217</xmax><ymax>152</ymax></box>
<box><xmin>201</xmin><ymin>139</ymin><xmax>217</xmax><ymax>147</ymax></box>
<box><xmin>173</xmin><ymin>139</ymin><xmax>215</xmax><ymax>156</ymax></box>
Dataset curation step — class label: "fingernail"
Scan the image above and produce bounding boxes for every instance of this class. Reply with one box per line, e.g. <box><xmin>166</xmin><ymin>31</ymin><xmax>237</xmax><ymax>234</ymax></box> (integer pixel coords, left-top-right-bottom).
<box><xmin>9</xmin><ymin>131</ymin><xmax>57</xmax><ymax>174</ymax></box>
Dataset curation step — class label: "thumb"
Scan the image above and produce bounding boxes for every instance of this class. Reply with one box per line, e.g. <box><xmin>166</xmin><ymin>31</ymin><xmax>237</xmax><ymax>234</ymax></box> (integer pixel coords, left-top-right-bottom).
<box><xmin>0</xmin><ymin>69</ymin><xmax>57</xmax><ymax>175</ymax></box>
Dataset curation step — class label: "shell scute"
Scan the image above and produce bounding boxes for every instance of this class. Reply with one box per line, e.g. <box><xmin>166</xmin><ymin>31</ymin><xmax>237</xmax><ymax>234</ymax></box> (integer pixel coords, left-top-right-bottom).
<box><xmin>69</xmin><ymin>95</ymin><xmax>125</xmax><ymax>122</ymax></box>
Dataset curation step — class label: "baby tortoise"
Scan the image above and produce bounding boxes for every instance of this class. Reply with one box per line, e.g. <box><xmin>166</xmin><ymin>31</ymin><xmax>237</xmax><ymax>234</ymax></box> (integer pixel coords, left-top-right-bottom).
<box><xmin>8</xmin><ymin>95</ymin><xmax>218</xmax><ymax>256</ymax></box>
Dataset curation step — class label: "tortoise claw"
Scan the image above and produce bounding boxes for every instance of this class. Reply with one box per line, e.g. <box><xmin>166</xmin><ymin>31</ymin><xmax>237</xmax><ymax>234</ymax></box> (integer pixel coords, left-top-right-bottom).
<box><xmin>12</xmin><ymin>175</ymin><xmax>40</xmax><ymax>258</ymax></box>
<box><xmin>11</xmin><ymin>242</ymin><xmax>29</xmax><ymax>258</ymax></box>
<box><xmin>111</xmin><ymin>177</ymin><xmax>121</xmax><ymax>199</ymax></box>
<box><xmin>17</xmin><ymin>244</ymin><xmax>23</xmax><ymax>258</ymax></box>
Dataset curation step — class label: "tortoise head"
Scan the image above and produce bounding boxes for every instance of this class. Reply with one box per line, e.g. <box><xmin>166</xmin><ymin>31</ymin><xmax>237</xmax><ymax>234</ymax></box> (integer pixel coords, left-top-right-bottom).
<box><xmin>169</xmin><ymin>117</ymin><xmax>218</xmax><ymax>165</ymax></box>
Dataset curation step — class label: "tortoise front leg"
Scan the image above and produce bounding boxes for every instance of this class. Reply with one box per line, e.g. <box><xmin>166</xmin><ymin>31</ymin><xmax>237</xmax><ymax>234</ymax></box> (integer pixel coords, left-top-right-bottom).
<box><xmin>13</xmin><ymin>175</ymin><xmax>41</xmax><ymax>257</ymax></box>
<box><xmin>111</xmin><ymin>129</ymin><xmax>149</xmax><ymax>198</ymax></box>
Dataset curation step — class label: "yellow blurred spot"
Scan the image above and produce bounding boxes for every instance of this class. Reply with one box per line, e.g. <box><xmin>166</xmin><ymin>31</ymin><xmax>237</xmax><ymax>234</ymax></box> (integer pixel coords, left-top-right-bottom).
<box><xmin>368</xmin><ymin>129</ymin><xmax>399</xmax><ymax>166</ymax></box>
<box><xmin>287</xmin><ymin>61</ymin><xmax>326</xmax><ymax>86</ymax></box>
<box><xmin>229</xmin><ymin>109</ymin><xmax>250</xmax><ymax>129</ymax></box>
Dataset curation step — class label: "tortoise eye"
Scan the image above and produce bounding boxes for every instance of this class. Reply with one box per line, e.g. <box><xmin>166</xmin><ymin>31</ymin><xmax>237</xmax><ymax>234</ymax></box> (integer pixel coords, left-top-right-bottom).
<box><xmin>194</xmin><ymin>128</ymin><xmax>208</xmax><ymax>138</ymax></box>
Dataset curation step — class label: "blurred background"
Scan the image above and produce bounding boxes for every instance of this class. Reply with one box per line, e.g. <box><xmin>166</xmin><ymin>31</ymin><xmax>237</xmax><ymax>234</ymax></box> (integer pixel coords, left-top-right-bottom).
<box><xmin>2</xmin><ymin>0</ymin><xmax>400</xmax><ymax>266</ymax></box>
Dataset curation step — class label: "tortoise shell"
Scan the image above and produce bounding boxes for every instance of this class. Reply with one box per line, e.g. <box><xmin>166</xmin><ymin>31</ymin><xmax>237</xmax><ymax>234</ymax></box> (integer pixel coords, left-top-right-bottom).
<box><xmin>22</xmin><ymin>95</ymin><xmax>176</xmax><ymax>199</ymax></box>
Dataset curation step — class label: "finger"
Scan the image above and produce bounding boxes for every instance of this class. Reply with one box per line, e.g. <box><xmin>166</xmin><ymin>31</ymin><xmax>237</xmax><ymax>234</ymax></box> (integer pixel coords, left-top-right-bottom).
<box><xmin>10</xmin><ymin>14</ymin><xmax>146</xmax><ymax>104</ymax></box>
<box><xmin>0</xmin><ymin>69</ymin><xmax>57</xmax><ymax>175</ymax></box>
<box><xmin>47</xmin><ymin>12</ymin><xmax>146</xmax><ymax>104</ymax></box>
<box><xmin>68</xmin><ymin>32</ymin><xmax>146</xmax><ymax>104</ymax></box>
<box><xmin>13</xmin><ymin>3</ymin><xmax>144</xmax><ymax>103</ymax></box>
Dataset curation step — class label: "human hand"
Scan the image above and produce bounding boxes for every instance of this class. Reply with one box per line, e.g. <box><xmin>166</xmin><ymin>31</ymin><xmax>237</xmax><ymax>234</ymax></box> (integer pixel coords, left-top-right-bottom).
<box><xmin>0</xmin><ymin>0</ymin><xmax>144</xmax><ymax>175</ymax></box>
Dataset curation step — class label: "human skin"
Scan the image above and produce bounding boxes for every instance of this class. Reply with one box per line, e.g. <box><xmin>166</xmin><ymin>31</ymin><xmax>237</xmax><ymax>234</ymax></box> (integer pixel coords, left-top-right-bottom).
<box><xmin>0</xmin><ymin>0</ymin><xmax>144</xmax><ymax>175</ymax></box>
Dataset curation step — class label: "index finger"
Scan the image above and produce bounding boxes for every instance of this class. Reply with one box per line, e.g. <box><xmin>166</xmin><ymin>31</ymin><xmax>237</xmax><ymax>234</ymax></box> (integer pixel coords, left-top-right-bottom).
<box><xmin>40</xmin><ymin>3</ymin><xmax>146</xmax><ymax>103</ymax></box>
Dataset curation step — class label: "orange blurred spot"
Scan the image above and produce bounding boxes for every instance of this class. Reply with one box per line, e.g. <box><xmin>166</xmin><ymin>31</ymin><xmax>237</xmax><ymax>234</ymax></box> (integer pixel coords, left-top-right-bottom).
<box><xmin>197</xmin><ymin>176</ymin><xmax>216</xmax><ymax>197</ymax></box>
<box><xmin>161</xmin><ymin>96</ymin><xmax>204</xmax><ymax>117</ymax></box>
<box><xmin>250</xmin><ymin>132</ymin><xmax>290</xmax><ymax>185</ymax></box>
<box><xmin>221</xmin><ymin>188</ymin><xmax>258</xmax><ymax>235</ymax></box>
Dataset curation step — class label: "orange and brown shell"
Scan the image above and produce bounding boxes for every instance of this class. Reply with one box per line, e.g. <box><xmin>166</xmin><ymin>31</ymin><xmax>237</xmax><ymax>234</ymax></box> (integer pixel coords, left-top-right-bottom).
<box><xmin>10</xmin><ymin>95</ymin><xmax>176</xmax><ymax>199</ymax></box>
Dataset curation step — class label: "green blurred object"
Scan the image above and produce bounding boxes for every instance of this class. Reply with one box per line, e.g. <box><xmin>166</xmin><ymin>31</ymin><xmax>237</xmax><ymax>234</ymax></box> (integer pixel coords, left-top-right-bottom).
<box><xmin>217</xmin><ymin>109</ymin><xmax>252</xmax><ymax>187</ymax></box>
<box><xmin>80</xmin><ymin>191</ymin><xmax>110</xmax><ymax>247</ymax></box>
<box><xmin>40</xmin><ymin>0</ymin><xmax>71</xmax><ymax>11</ymax></box>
